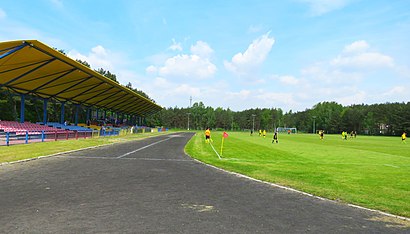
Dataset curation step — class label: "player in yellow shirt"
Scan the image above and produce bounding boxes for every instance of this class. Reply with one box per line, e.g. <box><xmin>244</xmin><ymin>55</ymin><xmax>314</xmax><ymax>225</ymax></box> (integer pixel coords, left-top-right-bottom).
<box><xmin>402</xmin><ymin>131</ymin><xmax>407</xmax><ymax>144</ymax></box>
<box><xmin>205</xmin><ymin>127</ymin><xmax>211</xmax><ymax>143</ymax></box>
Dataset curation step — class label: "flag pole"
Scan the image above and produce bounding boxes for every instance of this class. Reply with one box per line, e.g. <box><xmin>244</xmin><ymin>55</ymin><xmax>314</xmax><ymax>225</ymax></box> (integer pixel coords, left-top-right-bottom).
<box><xmin>220</xmin><ymin>136</ymin><xmax>224</xmax><ymax>156</ymax></box>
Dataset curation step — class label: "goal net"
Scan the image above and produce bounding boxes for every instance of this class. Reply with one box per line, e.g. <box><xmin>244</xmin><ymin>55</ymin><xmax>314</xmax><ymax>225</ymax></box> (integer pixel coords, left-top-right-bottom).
<box><xmin>276</xmin><ymin>127</ymin><xmax>297</xmax><ymax>134</ymax></box>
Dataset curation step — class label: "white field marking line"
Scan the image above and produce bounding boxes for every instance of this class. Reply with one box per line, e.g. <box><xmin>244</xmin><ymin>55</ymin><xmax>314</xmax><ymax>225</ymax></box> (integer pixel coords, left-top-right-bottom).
<box><xmin>209</xmin><ymin>142</ymin><xmax>221</xmax><ymax>160</ymax></box>
<box><xmin>116</xmin><ymin>137</ymin><xmax>172</xmax><ymax>159</ymax></box>
<box><xmin>383</xmin><ymin>164</ymin><xmax>400</xmax><ymax>168</ymax></box>
<box><xmin>57</xmin><ymin>155</ymin><xmax>192</xmax><ymax>162</ymax></box>
<box><xmin>190</xmin><ymin>157</ymin><xmax>410</xmax><ymax>222</ymax></box>
<box><xmin>222</xmin><ymin>158</ymin><xmax>408</xmax><ymax>168</ymax></box>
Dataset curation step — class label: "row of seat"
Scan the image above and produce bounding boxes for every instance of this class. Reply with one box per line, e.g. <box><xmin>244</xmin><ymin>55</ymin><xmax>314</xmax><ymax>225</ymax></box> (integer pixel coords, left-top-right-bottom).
<box><xmin>43</xmin><ymin>122</ymin><xmax>93</xmax><ymax>132</ymax></box>
<box><xmin>0</xmin><ymin>121</ymin><xmax>66</xmax><ymax>134</ymax></box>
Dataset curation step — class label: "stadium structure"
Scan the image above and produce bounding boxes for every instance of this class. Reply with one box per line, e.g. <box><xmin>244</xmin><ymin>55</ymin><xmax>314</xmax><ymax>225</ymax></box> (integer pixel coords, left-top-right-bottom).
<box><xmin>0</xmin><ymin>40</ymin><xmax>162</xmax><ymax>145</ymax></box>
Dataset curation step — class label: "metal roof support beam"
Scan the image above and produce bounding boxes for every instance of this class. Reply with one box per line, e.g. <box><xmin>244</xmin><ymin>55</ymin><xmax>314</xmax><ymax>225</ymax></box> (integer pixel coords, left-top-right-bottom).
<box><xmin>99</xmin><ymin>93</ymin><xmax>130</xmax><ymax>109</ymax></box>
<box><xmin>29</xmin><ymin>68</ymin><xmax>77</xmax><ymax>94</ymax></box>
<box><xmin>83</xmin><ymin>89</ymin><xmax>121</xmax><ymax>102</ymax></box>
<box><xmin>47</xmin><ymin>76</ymin><xmax>92</xmax><ymax>99</ymax></box>
<box><xmin>71</xmin><ymin>86</ymin><xmax>110</xmax><ymax>98</ymax></box>
<box><xmin>29</xmin><ymin>43</ymin><xmax>118</xmax><ymax>86</ymax></box>
<box><xmin>117</xmin><ymin>102</ymin><xmax>149</xmax><ymax>116</ymax></box>
<box><xmin>0</xmin><ymin>58</ymin><xmax>56</xmax><ymax>89</ymax></box>
<box><xmin>110</xmin><ymin>97</ymin><xmax>140</xmax><ymax>113</ymax></box>
<box><xmin>0</xmin><ymin>42</ymin><xmax>28</xmax><ymax>59</ymax></box>
<box><xmin>91</xmin><ymin>90</ymin><xmax>124</xmax><ymax>106</ymax></box>
<box><xmin>120</xmin><ymin>99</ymin><xmax>149</xmax><ymax>112</ymax></box>
<box><xmin>67</xmin><ymin>81</ymin><xmax>105</xmax><ymax>100</ymax></box>
<box><xmin>81</xmin><ymin>87</ymin><xmax>115</xmax><ymax>103</ymax></box>
<box><xmin>0</xmin><ymin>59</ymin><xmax>54</xmax><ymax>75</ymax></box>
<box><xmin>37</xmin><ymin>76</ymin><xmax>91</xmax><ymax>91</ymax></box>
<box><xmin>12</xmin><ymin>69</ymin><xmax>75</xmax><ymax>86</ymax></box>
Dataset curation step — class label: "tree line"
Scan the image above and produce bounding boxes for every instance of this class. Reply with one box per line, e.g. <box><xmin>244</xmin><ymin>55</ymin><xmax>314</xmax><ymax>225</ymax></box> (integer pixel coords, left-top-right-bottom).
<box><xmin>145</xmin><ymin>101</ymin><xmax>410</xmax><ymax>136</ymax></box>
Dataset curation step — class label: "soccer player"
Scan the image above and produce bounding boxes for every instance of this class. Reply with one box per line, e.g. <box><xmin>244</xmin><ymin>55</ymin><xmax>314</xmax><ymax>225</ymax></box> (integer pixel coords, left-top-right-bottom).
<box><xmin>319</xmin><ymin>130</ymin><xmax>324</xmax><ymax>140</ymax></box>
<box><xmin>402</xmin><ymin>131</ymin><xmax>407</xmax><ymax>144</ymax></box>
<box><xmin>205</xmin><ymin>127</ymin><xmax>211</xmax><ymax>143</ymax></box>
<box><xmin>263</xmin><ymin>129</ymin><xmax>267</xmax><ymax>138</ymax></box>
<box><xmin>272</xmin><ymin>131</ymin><xmax>278</xmax><ymax>143</ymax></box>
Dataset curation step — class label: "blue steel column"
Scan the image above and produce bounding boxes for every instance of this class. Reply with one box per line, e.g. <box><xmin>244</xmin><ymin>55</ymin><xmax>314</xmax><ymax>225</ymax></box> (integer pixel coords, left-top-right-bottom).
<box><xmin>20</xmin><ymin>94</ymin><xmax>25</xmax><ymax>123</ymax></box>
<box><xmin>86</xmin><ymin>107</ymin><xmax>90</xmax><ymax>123</ymax></box>
<box><xmin>75</xmin><ymin>104</ymin><xmax>79</xmax><ymax>126</ymax></box>
<box><xmin>60</xmin><ymin>102</ymin><xmax>65</xmax><ymax>124</ymax></box>
<box><xmin>43</xmin><ymin>98</ymin><xmax>48</xmax><ymax>124</ymax></box>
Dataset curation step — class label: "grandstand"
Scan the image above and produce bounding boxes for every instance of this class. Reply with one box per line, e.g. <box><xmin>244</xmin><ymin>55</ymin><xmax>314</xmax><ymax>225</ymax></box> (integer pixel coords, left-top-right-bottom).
<box><xmin>0</xmin><ymin>40</ymin><xmax>163</xmax><ymax>145</ymax></box>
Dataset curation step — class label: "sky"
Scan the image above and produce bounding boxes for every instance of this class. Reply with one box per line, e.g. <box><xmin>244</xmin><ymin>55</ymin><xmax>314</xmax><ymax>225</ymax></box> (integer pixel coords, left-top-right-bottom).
<box><xmin>1</xmin><ymin>0</ymin><xmax>409</xmax><ymax>112</ymax></box>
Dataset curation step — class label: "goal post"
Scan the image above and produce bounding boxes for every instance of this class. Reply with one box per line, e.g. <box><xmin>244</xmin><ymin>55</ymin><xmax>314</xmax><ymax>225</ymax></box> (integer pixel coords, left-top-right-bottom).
<box><xmin>276</xmin><ymin>127</ymin><xmax>297</xmax><ymax>134</ymax></box>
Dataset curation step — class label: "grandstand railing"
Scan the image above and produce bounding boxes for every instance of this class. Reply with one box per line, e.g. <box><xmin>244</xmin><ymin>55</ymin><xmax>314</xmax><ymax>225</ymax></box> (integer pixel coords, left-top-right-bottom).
<box><xmin>0</xmin><ymin>121</ymin><xmax>166</xmax><ymax>146</ymax></box>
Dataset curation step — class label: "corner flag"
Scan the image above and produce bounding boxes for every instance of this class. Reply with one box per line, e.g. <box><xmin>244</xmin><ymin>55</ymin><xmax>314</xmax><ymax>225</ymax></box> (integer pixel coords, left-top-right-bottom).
<box><xmin>220</xmin><ymin>132</ymin><xmax>229</xmax><ymax>156</ymax></box>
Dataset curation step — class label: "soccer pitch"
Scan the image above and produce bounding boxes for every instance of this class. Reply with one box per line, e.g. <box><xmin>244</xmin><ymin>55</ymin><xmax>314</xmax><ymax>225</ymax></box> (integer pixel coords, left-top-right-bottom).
<box><xmin>185</xmin><ymin>131</ymin><xmax>410</xmax><ymax>218</ymax></box>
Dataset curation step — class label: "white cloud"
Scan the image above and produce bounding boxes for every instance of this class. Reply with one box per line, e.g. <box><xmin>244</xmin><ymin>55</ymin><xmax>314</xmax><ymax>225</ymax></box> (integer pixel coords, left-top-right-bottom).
<box><xmin>147</xmin><ymin>41</ymin><xmax>217</xmax><ymax>80</ymax></box>
<box><xmin>158</xmin><ymin>54</ymin><xmax>216</xmax><ymax>79</ymax></box>
<box><xmin>168</xmin><ymin>38</ymin><xmax>182</xmax><ymax>51</ymax></box>
<box><xmin>145</xmin><ymin>65</ymin><xmax>157</xmax><ymax>74</ymax></box>
<box><xmin>0</xmin><ymin>8</ymin><xmax>6</xmax><ymax>20</ymax></box>
<box><xmin>257</xmin><ymin>91</ymin><xmax>297</xmax><ymax>106</ymax></box>
<box><xmin>224</xmin><ymin>32</ymin><xmax>275</xmax><ymax>75</ymax></box>
<box><xmin>301</xmin><ymin>62</ymin><xmax>362</xmax><ymax>85</ymax></box>
<box><xmin>382</xmin><ymin>86</ymin><xmax>406</xmax><ymax>97</ymax></box>
<box><xmin>331</xmin><ymin>52</ymin><xmax>394</xmax><ymax>69</ymax></box>
<box><xmin>300</xmin><ymin>0</ymin><xmax>350</xmax><ymax>16</ymax></box>
<box><xmin>67</xmin><ymin>45</ymin><xmax>134</xmax><ymax>85</ymax></box>
<box><xmin>302</xmin><ymin>41</ymin><xmax>395</xmax><ymax>86</ymax></box>
<box><xmin>190</xmin><ymin>41</ymin><xmax>213</xmax><ymax>58</ymax></box>
<box><xmin>343</xmin><ymin>40</ymin><xmax>370</xmax><ymax>54</ymax></box>
<box><xmin>68</xmin><ymin>45</ymin><xmax>114</xmax><ymax>71</ymax></box>
<box><xmin>336</xmin><ymin>90</ymin><xmax>366</xmax><ymax>106</ymax></box>
<box><xmin>174</xmin><ymin>84</ymin><xmax>201</xmax><ymax>97</ymax></box>
<box><xmin>226</xmin><ymin>90</ymin><xmax>251</xmax><ymax>100</ymax></box>
<box><xmin>278</xmin><ymin>75</ymin><xmax>300</xmax><ymax>85</ymax></box>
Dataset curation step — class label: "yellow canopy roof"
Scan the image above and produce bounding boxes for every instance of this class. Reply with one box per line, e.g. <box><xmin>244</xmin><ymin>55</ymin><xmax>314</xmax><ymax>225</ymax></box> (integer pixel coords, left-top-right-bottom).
<box><xmin>0</xmin><ymin>40</ymin><xmax>162</xmax><ymax>116</ymax></box>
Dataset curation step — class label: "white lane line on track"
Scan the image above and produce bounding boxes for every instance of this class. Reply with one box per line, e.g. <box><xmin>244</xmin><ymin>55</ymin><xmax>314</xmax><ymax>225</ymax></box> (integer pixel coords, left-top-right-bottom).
<box><xmin>57</xmin><ymin>155</ymin><xmax>192</xmax><ymax>162</ymax></box>
<box><xmin>116</xmin><ymin>137</ymin><xmax>172</xmax><ymax>159</ymax></box>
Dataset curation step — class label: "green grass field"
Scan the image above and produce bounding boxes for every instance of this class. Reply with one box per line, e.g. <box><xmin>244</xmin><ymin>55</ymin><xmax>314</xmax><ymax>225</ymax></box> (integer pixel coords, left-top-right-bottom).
<box><xmin>185</xmin><ymin>131</ymin><xmax>410</xmax><ymax>218</ymax></box>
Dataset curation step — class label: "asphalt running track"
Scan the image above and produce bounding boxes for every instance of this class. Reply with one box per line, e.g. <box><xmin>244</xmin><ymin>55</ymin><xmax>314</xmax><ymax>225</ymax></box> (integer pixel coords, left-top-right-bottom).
<box><xmin>0</xmin><ymin>132</ymin><xmax>408</xmax><ymax>233</ymax></box>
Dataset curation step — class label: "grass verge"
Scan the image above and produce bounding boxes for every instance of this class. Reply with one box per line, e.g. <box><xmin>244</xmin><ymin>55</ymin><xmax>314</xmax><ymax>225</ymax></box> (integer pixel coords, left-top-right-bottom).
<box><xmin>185</xmin><ymin>131</ymin><xmax>410</xmax><ymax>218</ymax></box>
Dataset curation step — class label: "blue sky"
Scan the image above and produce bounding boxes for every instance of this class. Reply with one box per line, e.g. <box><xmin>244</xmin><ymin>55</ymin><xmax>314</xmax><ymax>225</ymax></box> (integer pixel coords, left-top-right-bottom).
<box><xmin>1</xmin><ymin>0</ymin><xmax>409</xmax><ymax>111</ymax></box>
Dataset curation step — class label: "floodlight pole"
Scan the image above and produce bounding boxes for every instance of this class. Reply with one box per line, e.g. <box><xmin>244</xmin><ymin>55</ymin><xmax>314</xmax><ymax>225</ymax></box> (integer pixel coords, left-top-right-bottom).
<box><xmin>313</xmin><ymin>116</ymin><xmax>316</xmax><ymax>134</ymax></box>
